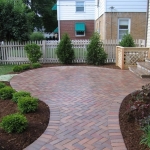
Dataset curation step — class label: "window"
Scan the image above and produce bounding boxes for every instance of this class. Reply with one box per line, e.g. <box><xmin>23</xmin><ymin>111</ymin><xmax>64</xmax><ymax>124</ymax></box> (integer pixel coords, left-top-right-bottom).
<box><xmin>76</xmin><ymin>1</ymin><xmax>84</xmax><ymax>12</ymax></box>
<box><xmin>118</xmin><ymin>19</ymin><xmax>130</xmax><ymax>39</ymax></box>
<box><xmin>75</xmin><ymin>23</ymin><xmax>85</xmax><ymax>36</ymax></box>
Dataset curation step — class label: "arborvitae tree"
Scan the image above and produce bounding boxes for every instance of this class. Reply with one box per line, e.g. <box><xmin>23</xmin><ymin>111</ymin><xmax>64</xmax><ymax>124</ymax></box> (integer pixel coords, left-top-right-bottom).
<box><xmin>56</xmin><ymin>33</ymin><xmax>75</xmax><ymax>64</ymax></box>
<box><xmin>119</xmin><ymin>33</ymin><xmax>135</xmax><ymax>47</ymax></box>
<box><xmin>87</xmin><ymin>32</ymin><xmax>107</xmax><ymax>65</ymax></box>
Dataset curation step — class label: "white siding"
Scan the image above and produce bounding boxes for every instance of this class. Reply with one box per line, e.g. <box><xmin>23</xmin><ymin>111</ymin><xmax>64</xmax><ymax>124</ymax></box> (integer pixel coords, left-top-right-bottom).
<box><xmin>95</xmin><ymin>0</ymin><xmax>106</xmax><ymax>20</ymax></box>
<box><xmin>106</xmin><ymin>0</ymin><xmax>147</xmax><ymax>12</ymax></box>
<box><xmin>147</xmin><ymin>0</ymin><xmax>150</xmax><ymax>47</ymax></box>
<box><xmin>57</xmin><ymin>0</ymin><xmax>95</xmax><ymax>20</ymax></box>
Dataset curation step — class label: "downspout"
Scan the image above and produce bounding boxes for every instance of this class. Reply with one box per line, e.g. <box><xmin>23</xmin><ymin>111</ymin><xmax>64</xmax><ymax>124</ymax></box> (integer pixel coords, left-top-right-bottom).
<box><xmin>57</xmin><ymin>0</ymin><xmax>60</xmax><ymax>41</ymax></box>
<box><xmin>146</xmin><ymin>0</ymin><xmax>149</xmax><ymax>46</ymax></box>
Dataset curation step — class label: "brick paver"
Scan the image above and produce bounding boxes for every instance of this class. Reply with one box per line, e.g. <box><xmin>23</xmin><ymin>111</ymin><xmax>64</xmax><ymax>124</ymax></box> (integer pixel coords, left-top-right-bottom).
<box><xmin>10</xmin><ymin>66</ymin><xmax>150</xmax><ymax>150</ymax></box>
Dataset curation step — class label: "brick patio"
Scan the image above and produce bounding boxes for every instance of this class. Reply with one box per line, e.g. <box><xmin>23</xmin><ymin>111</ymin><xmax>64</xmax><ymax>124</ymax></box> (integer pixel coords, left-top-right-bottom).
<box><xmin>10</xmin><ymin>66</ymin><xmax>150</xmax><ymax>150</ymax></box>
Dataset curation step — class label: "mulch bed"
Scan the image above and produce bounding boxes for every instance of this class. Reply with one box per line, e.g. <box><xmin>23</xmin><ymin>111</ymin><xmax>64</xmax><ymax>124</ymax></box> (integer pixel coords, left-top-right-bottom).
<box><xmin>119</xmin><ymin>94</ymin><xmax>150</xmax><ymax>150</ymax></box>
<box><xmin>0</xmin><ymin>82</ymin><xmax>50</xmax><ymax>150</ymax></box>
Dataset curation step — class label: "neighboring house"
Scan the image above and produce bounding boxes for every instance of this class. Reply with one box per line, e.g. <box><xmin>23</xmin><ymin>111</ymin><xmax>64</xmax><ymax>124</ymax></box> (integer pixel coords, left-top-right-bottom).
<box><xmin>147</xmin><ymin>0</ymin><xmax>150</xmax><ymax>46</ymax></box>
<box><xmin>53</xmin><ymin>0</ymin><xmax>95</xmax><ymax>40</ymax></box>
<box><xmin>95</xmin><ymin>0</ymin><xmax>147</xmax><ymax>40</ymax></box>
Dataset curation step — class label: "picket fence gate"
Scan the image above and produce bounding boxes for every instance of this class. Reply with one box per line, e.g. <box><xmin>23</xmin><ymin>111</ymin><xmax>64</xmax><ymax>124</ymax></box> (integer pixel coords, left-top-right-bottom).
<box><xmin>0</xmin><ymin>39</ymin><xmax>145</xmax><ymax>65</ymax></box>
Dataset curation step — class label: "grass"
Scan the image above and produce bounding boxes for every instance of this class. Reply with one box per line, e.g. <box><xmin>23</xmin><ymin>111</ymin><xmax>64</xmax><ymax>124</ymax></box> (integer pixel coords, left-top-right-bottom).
<box><xmin>0</xmin><ymin>65</ymin><xmax>15</xmax><ymax>75</ymax></box>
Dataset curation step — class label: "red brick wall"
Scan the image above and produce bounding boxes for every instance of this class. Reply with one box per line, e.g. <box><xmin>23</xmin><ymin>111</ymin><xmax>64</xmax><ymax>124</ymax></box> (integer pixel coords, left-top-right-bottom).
<box><xmin>60</xmin><ymin>20</ymin><xmax>94</xmax><ymax>39</ymax></box>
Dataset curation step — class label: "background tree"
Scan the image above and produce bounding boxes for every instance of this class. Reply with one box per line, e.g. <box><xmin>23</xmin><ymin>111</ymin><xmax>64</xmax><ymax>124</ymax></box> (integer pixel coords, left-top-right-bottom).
<box><xmin>0</xmin><ymin>0</ymin><xmax>35</xmax><ymax>41</ymax></box>
<box><xmin>23</xmin><ymin>0</ymin><xmax>57</xmax><ymax>32</ymax></box>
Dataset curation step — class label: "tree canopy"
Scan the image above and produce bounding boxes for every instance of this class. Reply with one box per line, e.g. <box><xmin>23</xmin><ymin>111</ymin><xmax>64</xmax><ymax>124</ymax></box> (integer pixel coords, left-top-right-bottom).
<box><xmin>0</xmin><ymin>0</ymin><xmax>35</xmax><ymax>41</ymax></box>
<box><xmin>23</xmin><ymin>0</ymin><xmax>57</xmax><ymax>32</ymax></box>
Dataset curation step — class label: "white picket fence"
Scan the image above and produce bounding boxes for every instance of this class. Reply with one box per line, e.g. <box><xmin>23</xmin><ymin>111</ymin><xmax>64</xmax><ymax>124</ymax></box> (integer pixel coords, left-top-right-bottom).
<box><xmin>0</xmin><ymin>39</ymin><xmax>145</xmax><ymax>65</ymax></box>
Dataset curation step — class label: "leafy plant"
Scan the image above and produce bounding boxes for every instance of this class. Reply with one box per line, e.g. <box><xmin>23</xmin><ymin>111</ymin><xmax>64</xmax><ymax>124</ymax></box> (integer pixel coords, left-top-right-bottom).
<box><xmin>13</xmin><ymin>65</ymin><xmax>23</xmax><ymax>72</ymax></box>
<box><xmin>0</xmin><ymin>86</ymin><xmax>15</xmax><ymax>100</ymax></box>
<box><xmin>140</xmin><ymin>124</ymin><xmax>150</xmax><ymax>148</ymax></box>
<box><xmin>87</xmin><ymin>32</ymin><xmax>107</xmax><ymax>65</ymax></box>
<box><xmin>32</xmin><ymin>62</ymin><xmax>41</xmax><ymax>68</ymax></box>
<box><xmin>125</xmin><ymin>84</ymin><xmax>150</xmax><ymax>122</ymax></box>
<box><xmin>21</xmin><ymin>64</ymin><xmax>30</xmax><ymax>70</ymax></box>
<box><xmin>12</xmin><ymin>91</ymin><xmax>31</xmax><ymax>103</ymax></box>
<box><xmin>0</xmin><ymin>82</ymin><xmax>6</xmax><ymax>89</ymax></box>
<box><xmin>25</xmin><ymin>44</ymin><xmax>42</xmax><ymax>63</ymax></box>
<box><xmin>29</xmin><ymin>32</ymin><xmax>45</xmax><ymax>41</ymax></box>
<box><xmin>17</xmin><ymin>97</ymin><xmax>38</xmax><ymax>113</ymax></box>
<box><xmin>56</xmin><ymin>33</ymin><xmax>75</xmax><ymax>64</ymax></box>
<box><xmin>119</xmin><ymin>33</ymin><xmax>135</xmax><ymax>47</ymax></box>
<box><xmin>0</xmin><ymin>113</ymin><xmax>28</xmax><ymax>133</ymax></box>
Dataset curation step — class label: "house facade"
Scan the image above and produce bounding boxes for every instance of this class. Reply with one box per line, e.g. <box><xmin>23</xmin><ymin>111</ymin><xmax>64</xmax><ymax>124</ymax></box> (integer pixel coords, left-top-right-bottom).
<box><xmin>95</xmin><ymin>0</ymin><xmax>147</xmax><ymax>40</ymax></box>
<box><xmin>57</xmin><ymin>0</ymin><xmax>95</xmax><ymax>40</ymax></box>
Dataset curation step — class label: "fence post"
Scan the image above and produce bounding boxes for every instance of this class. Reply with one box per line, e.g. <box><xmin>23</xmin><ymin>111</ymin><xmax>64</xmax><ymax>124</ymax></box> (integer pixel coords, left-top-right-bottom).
<box><xmin>116</xmin><ymin>46</ymin><xmax>118</xmax><ymax>66</ymax></box>
<box><xmin>42</xmin><ymin>40</ymin><xmax>46</xmax><ymax>63</ymax></box>
<box><xmin>148</xmin><ymin>48</ymin><xmax>150</xmax><ymax>59</ymax></box>
<box><xmin>121</xmin><ymin>47</ymin><xmax>125</xmax><ymax>69</ymax></box>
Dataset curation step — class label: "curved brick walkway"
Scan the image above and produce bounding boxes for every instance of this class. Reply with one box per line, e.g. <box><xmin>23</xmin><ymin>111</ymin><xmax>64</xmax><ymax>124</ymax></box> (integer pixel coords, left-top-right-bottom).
<box><xmin>10</xmin><ymin>66</ymin><xmax>150</xmax><ymax>150</ymax></box>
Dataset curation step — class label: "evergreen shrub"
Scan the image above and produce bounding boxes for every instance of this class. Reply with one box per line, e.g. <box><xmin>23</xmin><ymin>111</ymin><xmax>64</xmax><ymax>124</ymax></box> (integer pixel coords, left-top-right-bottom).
<box><xmin>87</xmin><ymin>32</ymin><xmax>107</xmax><ymax>65</ymax></box>
<box><xmin>25</xmin><ymin>44</ymin><xmax>42</xmax><ymax>63</ymax></box>
<box><xmin>0</xmin><ymin>113</ymin><xmax>28</xmax><ymax>133</ymax></box>
<box><xmin>56</xmin><ymin>33</ymin><xmax>75</xmax><ymax>64</ymax></box>
<box><xmin>12</xmin><ymin>91</ymin><xmax>31</xmax><ymax>103</ymax></box>
<box><xmin>119</xmin><ymin>33</ymin><xmax>135</xmax><ymax>47</ymax></box>
<box><xmin>18</xmin><ymin>97</ymin><xmax>38</xmax><ymax>113</ymax></box>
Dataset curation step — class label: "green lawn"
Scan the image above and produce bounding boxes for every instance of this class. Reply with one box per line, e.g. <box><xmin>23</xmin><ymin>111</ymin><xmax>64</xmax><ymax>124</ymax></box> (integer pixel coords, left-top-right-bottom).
<box><xmin>0</xmin><ymin>65</ymin><xmax>15</xmax><ymax>75</ymax></box>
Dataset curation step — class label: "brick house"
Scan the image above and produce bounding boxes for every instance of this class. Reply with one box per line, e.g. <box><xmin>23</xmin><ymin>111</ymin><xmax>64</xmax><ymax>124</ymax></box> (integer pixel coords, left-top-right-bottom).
<box><xmin>53</xmin><ymin>0</ymin><xmax>95</xmax><ymax>40</ymax></box>
<box><xmin>147</xmin><ymin>0</ymin><xmax>150</xmax><ymax>46</ymax></box>
<box><xmin>95</xmin><ymin>0</ymin><xmax>147</xmax><ymax>40</ymax></box>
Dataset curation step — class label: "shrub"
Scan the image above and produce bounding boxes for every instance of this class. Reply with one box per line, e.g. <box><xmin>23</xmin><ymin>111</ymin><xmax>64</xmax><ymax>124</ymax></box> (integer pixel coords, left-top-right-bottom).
<box><xmin>0</xmin><ymin>82</ymin><xmax>6</xmax><ymax>89</ymax></box>
<box><xmin>125</xmin><ymin>84</ymin><xmax>150</xmax><ymax>122</ymax></box>
<box><xmin>13</xmin><ymin>65</ymin><xmax>23</xmax><ymax>72</ymax></box>
<box><xmin>17</xmin><ymin>97</ymin><xmax>38</xmax><ymax>113</ymax></box>
<box><xmin>87</xmin><ymin>32</ymin><xmax>107</xmax><ymax>65</ymax></box>
<box><xmin>29</xmin><ymin>32</ymin><xmax>45</xmax><ymax>41</ymax></box>
<box><xmin>56</xmin><ymin>33</ymin><xmax>75</xmax><ymax>64</ymax></box>
<box><xmin>140</xmin><ymin>124</ymin><xmax>150</xmax><ymax>148</ymax></box>
<box><xmin>0</xmin><ymin>86</ymin><xmax>15</xmax><ymax>100</ymax></box>
<box><xmin>32</xmin><ymin>62</ymin><xmax>41</xmax><ymax>68</ymax></box>
<box><xmin>0</xmin><ymin>113</ymin><xmax>28</xmax><ymax>133</ymax></box>
<box><xmin>12</xmin><ymin>91</ymin><xmax>31</xmax><ymax>103</ymax></box>
<box><xmin>25</xmin><ymin>44</ymin><xmax>42</xmax><ymax>63</ymax></box>
<box><xmin>21</xmin><ymin>64</ymin><xmax>30</xmax><ymax>70</ymax></box>
<box><xmin>119</xmin><ymin>33</ymin><xmax>135</xmax><ymax>47</ymax></box>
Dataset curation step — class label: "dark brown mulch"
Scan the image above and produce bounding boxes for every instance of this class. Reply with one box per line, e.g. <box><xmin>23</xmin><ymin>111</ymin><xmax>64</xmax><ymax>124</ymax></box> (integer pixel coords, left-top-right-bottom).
<box><xmin>119</xmin><ymin>94</ymin><xmax>150</xmax><ymax>150</ymax></box>
<box><xmin>0</xmin><ymin>82</ymin><xmax>50</xmax><ymax>150</ymax></box>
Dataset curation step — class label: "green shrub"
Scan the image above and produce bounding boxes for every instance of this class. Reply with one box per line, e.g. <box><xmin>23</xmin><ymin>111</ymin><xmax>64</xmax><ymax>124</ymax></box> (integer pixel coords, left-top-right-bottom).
<box><xmin>56</xmin><ymin>33</ymin><xmax>75</xmax><ymax>64</ymax></box>
<box><xmin>13</xmin><ymin>65</ymin><xmax>23</xmax><ymax>72</ymax></box>
<box><xmin>29</xmin><ymin>32</ymin><xmax>45</xmax><ymax>41</ymax></box>
<box><xmin>140</xmin><ymin>124</ymin><xmax>150</xmax><ymax>148</ymax></box>
<box><xmin>12</xmin><ymin>91</ymin><xmax>31</xmax><ymax>103</ymax></box>
<box><xmin>18</xmin><ymin>97</ymin><xmax>38</xmax><ymax>113</ymax></box>
<box><xmin>119</xmin><ymin>33</ymin><xmax>135</xmax><ymax>47</ymax></box>
<box><xmin>0</xmin><ymin>113</ymin><xmax>28</xmax><ymax>133</ymax></box>
<box><xmin>25</xmin><ymin>44</ymin><xmax>42</xmax><ymax>63</ymax></box>
<box><xmin>32</xmin><ymin>62</ymin><xmax>41</xmax><ymax>68</ymax></box>
<box><xmin>0</xmin><ymin>82</ymin><xmax>6</xmax><ymax>89</ymax></box>
<box><xmin>87</xmin><ymin>32</ymin><xmax>107</xmax><ymax>65</ymax></box>
<box><xmin>21</xmin><ymin>64</ymin><xmax>30</xmax><ymax>70</ymax></box>
<box><xmin>0</xmin><ymin>86</ymin><xmax>15</xmax><ymax>100</ymax></box>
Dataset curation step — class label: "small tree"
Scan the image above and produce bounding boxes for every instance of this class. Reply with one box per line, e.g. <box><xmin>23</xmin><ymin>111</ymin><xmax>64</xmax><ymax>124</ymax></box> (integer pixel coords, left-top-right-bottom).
<box><xmin>119</xmin><ymin>33</ymin><xmax>135</xmax><ymax>47</ymax></box>
<box><xmin>25</xmin><ymin>43</ymin><xmax>42</xmax><ymax>63</ymax></box>
<box><xmin>87</xmin><ymin>32</ymin><xmax>107</xmax><ymax>65</ymax></box>
<box><xmin>56</xmin><ymin>33</ymin><xmax>75</xmax><ymax>64</ymax></box>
